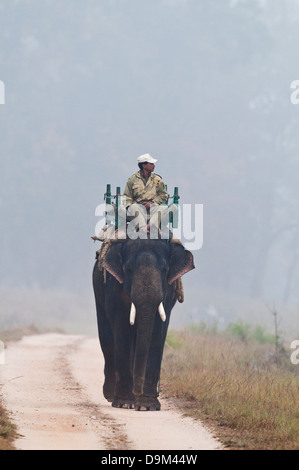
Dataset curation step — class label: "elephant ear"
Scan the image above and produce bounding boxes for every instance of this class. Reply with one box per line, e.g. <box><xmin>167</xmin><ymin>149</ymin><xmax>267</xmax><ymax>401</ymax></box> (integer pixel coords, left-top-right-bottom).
<box><xmin>168</xmin><ymin>243</ymin><xmax>195</xmax><ymax>285</ymax></box>
<box><xmin>103</xmin><ymin>242</ymin><xmax>124</xmax><ymax>284</ymax></box>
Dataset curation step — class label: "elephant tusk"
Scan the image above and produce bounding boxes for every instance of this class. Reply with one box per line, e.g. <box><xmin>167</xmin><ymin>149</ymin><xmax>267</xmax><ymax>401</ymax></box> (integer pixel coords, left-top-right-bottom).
<box><xmin>130</xmin><ymin>303</ymin><xmax>136</xmax><ymax>325</ymax></box>
<box><xmin>158</xmin><ymin>302</ymin><xmax>166</xmax><ymax>322</ymax></box>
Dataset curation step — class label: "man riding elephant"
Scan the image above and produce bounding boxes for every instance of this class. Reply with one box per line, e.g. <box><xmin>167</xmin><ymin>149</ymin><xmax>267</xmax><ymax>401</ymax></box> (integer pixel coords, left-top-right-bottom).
<box><xmin>120</xmin><ymin>152</ymin><xmax>175</xmax><ymax>238</ymax></box>
<box><xmin>92</xmin><ymin>155</ymin><xmax>193</xmax><ymax>410</ymax></box>
<box><xmin>123</xmin><ymin>153</ymin><xmax>168</xmax><ymax>234</ymax></box>
<box><xmin>92</xmin><ymin>153</ymin><xmax>174</xmax><ymax>241</ymax></box>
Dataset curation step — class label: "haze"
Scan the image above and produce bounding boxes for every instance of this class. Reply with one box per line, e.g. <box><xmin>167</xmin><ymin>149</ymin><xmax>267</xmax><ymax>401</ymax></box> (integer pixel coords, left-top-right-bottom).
<box><xmin>1</xmin><ymin>0</ymin><xmax>299</xmax><ymax>337</ymax></box>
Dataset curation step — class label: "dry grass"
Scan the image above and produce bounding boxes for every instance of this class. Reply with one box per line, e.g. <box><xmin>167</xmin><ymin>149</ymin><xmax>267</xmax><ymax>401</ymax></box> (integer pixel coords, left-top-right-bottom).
<box><xmin>0</xmin><ymin>402</ymin><xmax>16</xmax><ymax>450</ymax></box>
<box><xmin>161</xmin><ymin>329</ymin><xmax>299</xmax><ymax>450</ymax></box>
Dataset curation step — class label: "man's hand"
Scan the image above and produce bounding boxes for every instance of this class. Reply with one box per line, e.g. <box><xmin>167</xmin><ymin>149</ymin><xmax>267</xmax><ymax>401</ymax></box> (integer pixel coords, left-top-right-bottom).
<box><xmin>142</xmin><ymin>201</ymin><xmax>152</xmax><ymax>210</ymax></box>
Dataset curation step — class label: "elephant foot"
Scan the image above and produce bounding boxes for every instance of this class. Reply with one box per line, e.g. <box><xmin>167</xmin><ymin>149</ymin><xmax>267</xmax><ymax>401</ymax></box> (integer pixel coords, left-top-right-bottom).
<box><xmin>134</xmin><ymin>395</ymin><xmax>161</xmax><ymax>411</ymax></box>
<box><xmin>104</xmin><ymin>392</ymin><xmax>114</xmax><ymax>403</ymax></box>
<box><xmin>112</xmin><ymin>391</ymin><xmax>135</xmax><ymax>409</ymax></box>
<box><xmin>112</xmin><ymin>393</ymin><xmax>135</xmax><ymax>409</ymax></box>
<box><xmin>103</xmin><ymin>379</ymin><xmax>115</xmax><ymax>402</ymax></box>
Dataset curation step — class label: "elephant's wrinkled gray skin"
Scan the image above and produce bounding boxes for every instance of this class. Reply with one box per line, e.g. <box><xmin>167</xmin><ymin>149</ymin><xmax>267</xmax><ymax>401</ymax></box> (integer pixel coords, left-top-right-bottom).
<box><xmin>92</xmin><ymin>238</ymin><xmax>194</xmax><ymax>411</ymax></box>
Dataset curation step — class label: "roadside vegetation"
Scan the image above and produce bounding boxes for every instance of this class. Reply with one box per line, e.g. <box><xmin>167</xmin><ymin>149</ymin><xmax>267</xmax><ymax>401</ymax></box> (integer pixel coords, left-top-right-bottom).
<box><xmin>162</xmin><ymin>321</ymin><xmax>299</xmax><ymax>450</ymax></box>
<box><xmin>0</xmin><ymin>325</ymin><xmax>44</xmax><ymax>450</ymax></box>
<box><xmin>0</xmin><ymin>402</ymin><xmax>16</xmax><ymax>450</ymax></box>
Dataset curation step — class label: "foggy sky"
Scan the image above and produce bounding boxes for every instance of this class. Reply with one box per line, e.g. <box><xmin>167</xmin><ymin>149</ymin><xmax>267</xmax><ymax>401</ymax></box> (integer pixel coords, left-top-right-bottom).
<box><xmin>1</xmin><ymin>0</ymin><xmax>299</xmax><ymax>332</ymax></box>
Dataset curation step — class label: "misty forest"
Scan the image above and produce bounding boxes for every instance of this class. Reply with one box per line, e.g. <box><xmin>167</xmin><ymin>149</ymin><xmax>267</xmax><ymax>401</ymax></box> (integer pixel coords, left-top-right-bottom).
<box><xmin>1</xmin><ymin>0</ymin><xmax>299</xmax><ymax>337</ymax></box>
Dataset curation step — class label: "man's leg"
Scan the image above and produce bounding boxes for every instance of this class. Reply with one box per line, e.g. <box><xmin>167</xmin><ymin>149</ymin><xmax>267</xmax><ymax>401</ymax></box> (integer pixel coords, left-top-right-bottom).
<box><xmin>149</xmin><ymin>204</ymin><xmax>175</xmax><ymax>239</ymax></box>
<box><xmin>126</xmin><ymin>203</ymin><xmax>148</xmax><ymax>239</ymax></box>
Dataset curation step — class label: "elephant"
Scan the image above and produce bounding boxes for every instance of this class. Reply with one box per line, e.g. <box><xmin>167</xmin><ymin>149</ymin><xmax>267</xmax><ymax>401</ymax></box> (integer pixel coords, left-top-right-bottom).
<box><xmin>92</xmin><ymin>237</ymin><xmax>195</xmax><ymax>411</ymax></box>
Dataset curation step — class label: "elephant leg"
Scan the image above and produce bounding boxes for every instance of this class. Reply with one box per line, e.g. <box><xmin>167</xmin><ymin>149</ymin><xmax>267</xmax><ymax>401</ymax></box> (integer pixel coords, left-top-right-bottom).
<box><xmin>112</xmin><ymin>312</ymin><xmax>135</xmax><ymax>409</ymax></box>
<box><xmin>93</xmin><ymin>265</ymin><xmax>116</xmax><ymax>402</ymax></box>
<box><xmin>135</xmin><ymin>312</ymin><xmax>171</xmax><ymax>411</ymax></box>
<box><xmin>96</xmin><ymin>305</ymin><xmax>116</xmax><ymax>402</ymax></box>
<box><xmin>99</xmin><ymin>324</ymin><xmax>116</xmax><ymax>402</ymax></box>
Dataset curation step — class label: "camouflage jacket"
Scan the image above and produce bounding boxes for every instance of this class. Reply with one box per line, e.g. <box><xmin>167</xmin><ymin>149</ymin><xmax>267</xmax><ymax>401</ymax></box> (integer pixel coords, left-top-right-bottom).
<box><xmin>123</xmin><ymin>171</ymin><xmax>168</xmax><ymax>206</ymax></box>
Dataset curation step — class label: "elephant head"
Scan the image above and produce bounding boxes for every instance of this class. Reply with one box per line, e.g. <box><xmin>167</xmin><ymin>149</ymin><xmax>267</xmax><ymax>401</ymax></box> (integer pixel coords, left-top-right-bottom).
<box><xmin>102</xmin><ymin>238</ymin><xmax>194</xmax><ymax>398</ymax></box>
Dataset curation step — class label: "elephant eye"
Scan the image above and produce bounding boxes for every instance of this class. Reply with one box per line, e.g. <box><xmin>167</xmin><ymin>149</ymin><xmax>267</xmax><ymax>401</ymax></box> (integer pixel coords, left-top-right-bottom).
<box><xmin>124</xmin><ymin>263</ymin><xmax>132</xmax><ymax>274</ymax></box>
<box><xmin>161</xmin><ymin>261</ymin><xmax>168</xmax><ymax>274</ymax></box>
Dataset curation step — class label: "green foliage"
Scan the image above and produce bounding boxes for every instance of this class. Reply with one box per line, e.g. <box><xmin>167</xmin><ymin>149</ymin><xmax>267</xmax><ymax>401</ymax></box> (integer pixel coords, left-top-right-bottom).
<box><xmin>188</xmin><ymin>321</ymin><xmax>219</xmax><ymax>335</ymax></box>
<box><xmin>0</xmin><ymin>405</ymin><xmax>16</xmax><ymax>450</ymax></box>
<box><xmin>250</xmin><ymin>324</ymin><xmax>276</xmax><ymax>344</ymax></box>
<box><xmin>225</xmin><ymin>320</ymin><xmax>275</xmax><ymax>344</ymax></box>
<box><xmin>186</xmin><ymin>319</ymin><xmax>275</xmax><ymax>345</ymax></box>
<box><xmin>225</xmin><ymin>320</ymin><xmax>251</xmax><ymax>342</ymax></box>
<box><xmin>165</xmin><ymin>331</ymin><xmax>183</xmax><ymax>349</ymax></box>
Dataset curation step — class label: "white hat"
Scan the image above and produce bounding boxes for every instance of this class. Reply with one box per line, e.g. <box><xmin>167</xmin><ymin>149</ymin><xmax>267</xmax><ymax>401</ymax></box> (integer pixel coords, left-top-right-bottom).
<box><xmin>137</xmin><ymin>153</ymin><xmax>158</xmax><ymax>164</ymax></box>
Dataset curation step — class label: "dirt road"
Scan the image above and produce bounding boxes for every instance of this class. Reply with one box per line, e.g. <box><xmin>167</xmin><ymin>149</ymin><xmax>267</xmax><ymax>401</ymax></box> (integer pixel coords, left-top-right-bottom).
<box><xmin>0</xmin><ymin>333</ymin><xmax>222</xmax><ymax>451</ymax></box>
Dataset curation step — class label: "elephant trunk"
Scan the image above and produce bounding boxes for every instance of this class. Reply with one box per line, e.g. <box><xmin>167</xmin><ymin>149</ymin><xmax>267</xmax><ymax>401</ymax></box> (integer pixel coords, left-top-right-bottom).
<box><xmin>132</xmin><ymin>303</ymin><xmax>157</xmax><ymax>396</ymax></box>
